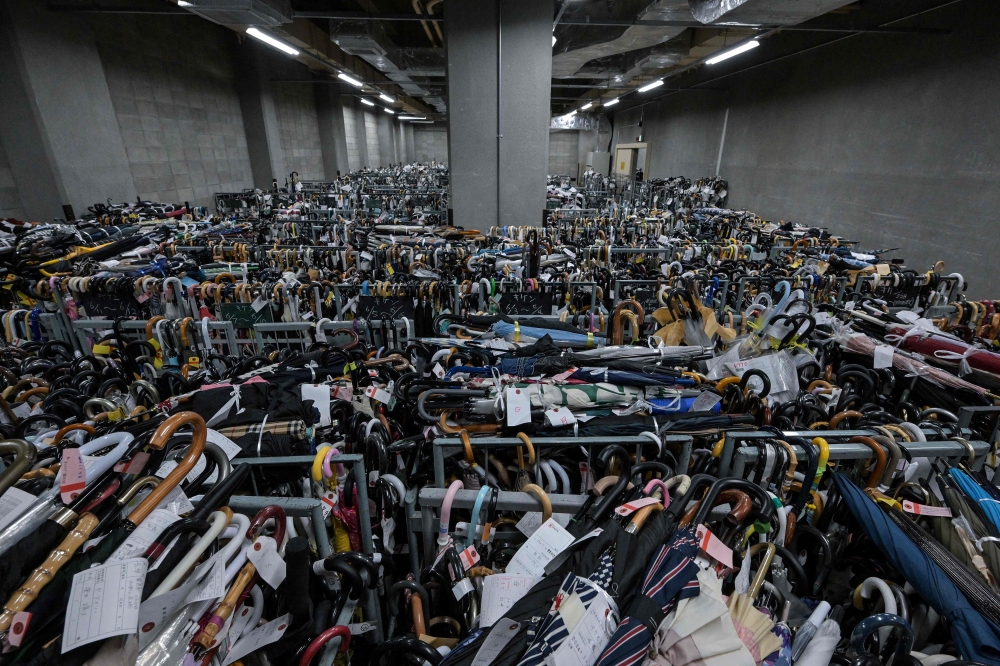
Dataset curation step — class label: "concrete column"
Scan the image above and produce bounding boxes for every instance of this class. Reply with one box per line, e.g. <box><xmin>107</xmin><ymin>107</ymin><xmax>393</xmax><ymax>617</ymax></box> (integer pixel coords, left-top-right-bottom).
<box><xmin>315</xmin><ymin>79</ymin><xmax>351</xmax><ymax>178</ymax></box>
<box><xmin>445</xmin><ymin>0</ymin><xmax>553</xmax><ymax>230</ymax></box>
<box><xmin>234</xmin><ymin>39</ymin><xmax>285</xmax><ymax>188</ymax></box>
<box><xmin>376</xmin><ymin>113</ymin><xmax>395</xmax><ymax>167</ymax></box>
<box><xmin>0</xmin><ymin>0</ymin><xmax>135</xmax><ymax>220</ymax></box>
<box><xmin>404</xmin><ymin>124</ymin><xmax>416</xmax><ymax>164</ymax></box>
<box><xmin>354</xmin><ymin>101</ymin><xmax>371</xmax><ymax>168</ymax></box>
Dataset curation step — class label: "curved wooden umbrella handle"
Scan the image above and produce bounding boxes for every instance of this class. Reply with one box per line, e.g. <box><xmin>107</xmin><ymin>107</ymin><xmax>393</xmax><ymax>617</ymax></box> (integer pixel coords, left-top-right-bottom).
<box><xmin>129</xmin><ymin>412</ymin><xmax>206</xmax><ymax>525</ymax></box>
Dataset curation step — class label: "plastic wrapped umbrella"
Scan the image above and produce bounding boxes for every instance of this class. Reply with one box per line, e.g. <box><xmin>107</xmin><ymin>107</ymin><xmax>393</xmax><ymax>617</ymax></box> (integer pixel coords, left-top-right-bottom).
<box><xmin>832</xmin><ymin>472</ymin><xmax>1000</xmax><ymax>665</ymax></box>
<box><xmin>593</xmin><ymin>528</ymin><xmax>701</xmax><ymax>666</ymax></box>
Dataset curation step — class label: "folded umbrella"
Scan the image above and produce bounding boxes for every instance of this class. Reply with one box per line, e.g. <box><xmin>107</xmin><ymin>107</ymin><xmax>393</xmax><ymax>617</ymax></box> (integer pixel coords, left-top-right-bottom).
<box><xmin>833</xmin><ymin>472</ymin><xmax>1000</xmax><ymax>665</ymax></box>
<box><xmin>594</xmin><ymin>528</ymin><xmax>701</xmax><ymax>666</ymax></box>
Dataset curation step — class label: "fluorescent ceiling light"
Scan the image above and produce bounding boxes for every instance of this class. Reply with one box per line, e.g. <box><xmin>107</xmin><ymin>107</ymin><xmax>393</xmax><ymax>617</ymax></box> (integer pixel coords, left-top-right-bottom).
<box><xmin>246</xmin><ymin>28</ymin><xmax>298</xmax><ymax>56</ymax></box>
<box><xmin>706</xmin><ymin>39</ymin><xmax>759</xmax><ymax>65</ymax></box>
<box><xmin>360</xmin><ymin>98</ymin><xmax>375</xmax><ymax>106</ymax></box>
<box><xmin>384</xmin><ymin>107</ymin><xmax>394</xmax><ymax>114</ymax></box>
<box><xmin>410</xmin><ymin>120</ymin><xmax>434</xmax><ymax>124</ymax></box>
<box><xmin>638</xmin><ymin>79</ymin><xmax>663</xmax><ymax>93</ymax></box>
<box><xmin>338</xmin><ymin>72</ymin><xmax>364</xmax><ymax>87</ymax></box>
<box><xmin>579</xmin><ymin>102</ymin><xmax>592</xmax><ymax>111</ymax></box>
<box><xmin>552</xmin><ymin>35</ymin><xmax>557</xmax><ymax>46</ymax></box>
<box><xmin>378</xmin><ymin>93</ymin><xmax>395</xmax><ymax>103</ymax></box>
<box><xmin>564</xmin><ymin>110</ymin><xmax>577</xmax><ymax>117</ymax></box>
<box><xmin>603</xmin><ymin>97</ymin><xmax>619</xmax><ymax>107</ymax></box>
<box><xmin>177</xmin><ymin>1</ymin><xmax>192</xmax><ymax>5</ymax></box>
<box><xmin>398</xmin><ymin>116</ymin><xmax>426</xmax><ymax>120</ymax></box>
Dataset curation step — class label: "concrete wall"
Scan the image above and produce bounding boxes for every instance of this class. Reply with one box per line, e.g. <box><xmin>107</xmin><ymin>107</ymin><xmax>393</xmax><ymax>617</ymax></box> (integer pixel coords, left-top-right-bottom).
<box><xmin>548</xmin><ymin>131</ymin><xmax>577</xmax><ymax>178</ymax></box>
<box><xmin>93</xmin><ymin>13</ymin><xmax>253</xmax><ymax>205</ymax></box>
<box><xmin>414</xmin><ymin>126</ymin><xmax>449</xmax><ymax>163</ymax></box>
<box><xmin>611</xmin><ymin>0</ymin><xmax>1000</xmax><ymax>297</ymax></box>
<box><xmin>363</xmin><ymin>111</ymin><xmax>380</xmax><ymax>168</ymax></box>
<box><xmin>0</xmin><ymin>1</ymin><xmax>389</xmax><ymax>217</ymax></box>
<box><xmin>272</xmin><ymin>82</ymin><xmax>324</xmax><ymax>181</ymax></box>
<box><xmin>0</xmin><ymin>141</ymin><xmax>25</xmax><ymax>220</ymax></box>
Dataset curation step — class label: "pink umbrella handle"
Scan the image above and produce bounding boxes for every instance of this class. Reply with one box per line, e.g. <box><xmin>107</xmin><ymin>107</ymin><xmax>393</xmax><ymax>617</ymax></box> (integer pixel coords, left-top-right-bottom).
<box><xmin>643</xmin><ymin>479</ymin><xmax>671</xmax><ymax>509</ymax></box>
<box><xmin>438</xmin><ymin>480</ymin><xmax>465</xmax><ymax>546</ymax></box>
<box><xmin>323</xmin><ymin>447</ymin><xmax>346</xmax><ymax>480</ymax></box>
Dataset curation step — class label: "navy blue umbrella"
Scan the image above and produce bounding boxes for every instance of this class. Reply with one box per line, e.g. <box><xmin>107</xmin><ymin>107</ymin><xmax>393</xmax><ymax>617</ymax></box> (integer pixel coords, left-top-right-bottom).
<box><xmin>833</xmin><ymin>472</ymin><xmax>1000</xmax><ymax>665</ymax></box>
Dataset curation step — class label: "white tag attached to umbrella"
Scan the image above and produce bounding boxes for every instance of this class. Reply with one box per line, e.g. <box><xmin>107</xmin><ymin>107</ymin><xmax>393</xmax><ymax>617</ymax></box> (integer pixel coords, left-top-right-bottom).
<box><xmin>107</xmin><ymin>509</ymin><xmax>180</xmax><ymax>563</ymax></box>
<box><xmin>301</xmin><ymin>384</ymin><xmax>332</xmax><ymax>426</ymax></box>
<box><xmin>480</xmin><ymin>576</ymin><xmax>538</xmax><ymax>628</ymax></box>
<box><xmin>223</xmin><ymin>613</ymin><xmax>291</xmax><ymax>666</ymax></box>
<box><xmin>247</xmin><ymin>536</ymin><xmax>286</xmax><ymax>588</ymax></box>
<box><xmin>0</xmin><ymin>487</ymin><xmax>36</xmax><ymax>532</ymax></box>
<box><xmin>506</xmin><ymin>518</ymin><xmax>574</xmax><ymax>577</ymax></box>
<box><xmin>873</xmin><ymin>343</ymin><xmax>894</xmax><ymax>369</ymax></box>
<box><xmin>472</xmin><ymin>618</ymin><xmax>522</xmax><ymax>666</ymax></box>
<box><xmin>60</xmin><ymin>447</ymin><xmax>87</xmax><ymax>504</ymax></box>
<box><xmin>734</xmin><ymin>550</ymin><xmax>751</xmax><ymax>595</ymax></box>
<box><xmin>506</xmin><ymin>387</ymin><xmax>531</xmax><ymax>427</ymax></box>
<box><xmin>62</xmin><ymin>558</ymin><xmax>148</xmax><ymax>653</ymax></box>
<box><xmin>544</xmin><ymin>406</ymin><xmax>577</xmax><ymax>427</ymax></box>
<box><xmin>550</xmin><ymin>588</ymin><xmax>617</xmax><ymax>666</ymax></box>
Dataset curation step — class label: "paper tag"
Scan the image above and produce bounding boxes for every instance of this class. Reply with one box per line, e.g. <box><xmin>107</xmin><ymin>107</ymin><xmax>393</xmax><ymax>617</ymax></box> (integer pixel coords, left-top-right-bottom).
<box><xmin>480</xmin><ymin>577</ymin><xmax>537</xmax><ymax>628</ymax></box>
<box><xmin>223</xmin><ymin>613</ymin><xmax>291</xmax><ymax>665</ymax></box>
<box><xmin>516</xmin><ymin>511</ymin><xmax>544</xmax><ymax>537</ymax></box>
<box><xmin>459</xmin><ymin>545</ymin><xmax>481</xmax><ymax>570</ymax></box>
<box><xmin>0</xmin><ymin>487</ymin><xmax>37</xmax><ymax>532</ymax></box>
<box><xmin>614</xmin><ymin>497</ymin><xmax>661</xmax><ymax>517</ymax></box>
<box><xmin>452</xmin><ymin>577</ymin><xmax>475</xmax><ymax>601</ymax></box>
<box><xmin>320</xmin><ymin>491</ymin><xmax>337</xmax><ymax>518</ymax></box>
<box><xmin>734</xmin><ymin>550</ymin><xmax>751</xmax><ymax>595</ymax></box>
<box><xmin>505</xmin><ymin>387</ymin><xmax>531</xmax><ymax>427</ymax></box>
<box><xmin>137</xmin><ymin>555</ymin><xmax>225</xmax><ymax>650</ymax></box>
<box><xmin>334</xmin><ymin>385</ymin><xmax>353</xmax><ymax>402</ymax></box>
<box><xmin>873</xmin><ymin>343</ymin><xmax>894</xmax><ymax>369</ymax></box>
<box><xmin>251</xmin><ymin>297</ymin><xmax>268</xmax><ymax>313</ymax></box>
<box><xmin>7</xmin><ymin>611</ymin><xmax>31</xmax><ymax>647</ymax></box>
<box><xmin>62</xmin><ymin>558</ymin><xmax>147</xmax><ymax>653</ymax></box>
<box><xmin>365</xmin><ymin>385</ymin><xmax>392</xmax><ymax>404</ymax></box>
<box><xmin>224</xmin><ymin>603</ymin><xmax>256</xmax><ymax>653</ymax></box>
<box><xmin>348</xmin><ymin>621</ymin><xmax>376</xmax><ymax>635</ymax></box>
<box><xmin>11</xmin><ymin>402</ymin><xmax>31</xmax><ymax>421</ymax></box>
<box><xmin>472</xmin><ymin>618</ymin><xmax>522</xmax><ymax>665</ymax></box>
<box><xmin>156</xmin><ymin>484</ymin><xmax>195</xmax><ymax>516</ymax></box>
<box><xmin>551</xmin><ymin>368</ymin><xmax>577</xmax><ymax>382</ymax></box>
<box><xmin>690</xmin><ymin>392</ymin><xmax>723</xmax><ymax>412</ymax></box>
<box><xmin>433</xmin><ymin>362</ymin><xmax>446</xmax><ymax>379</ymax></box>
<box><xmin>682</xmin><ymin>247</ymin><xmax>694</xmax><ymax>261</ymax></box>
<box><xmin>360</xmin><ymin>251</ymin><xmax>374</xmax><ymax>261</ymax></box>
<box><xmin>545</xmin><ymin>406</ymin><xmax>577</xmax><ymax>427</ymax></box>
<box><xmin>550</xmin><ymin>588</ymin><xmax>617</xmax><ymax>666</ymax></box>
<box><xmin>696</xmin><ymin>525</ymin><xmax>734</xmax><ymax>568</ymax></box>
<box><xmin>302</xmin><ymin>384</ymin><xmax>332</xmax><ymax>427</ymax></box>
<box><xmin>845</xmin><ymin>301</ymin><xmax>856</xmax><ymax>311</ymax></box>
<box><xmin>506</xmin><ymin>518</ymin><xmax>575</xmax><ymax>576</ymax></box>
<box><xmin>247</xmin><ymin>536</ymin><xmax>286</xmax><ymax>588</ymax></box>
<box><xmin>368</xmin><ymin>470</ymin><xmax>380</xmax><ymax>487</ymax></box>
<box><xmin>107</xmin><ymin>509</ymin><xmax>180</xmax><ymax>563</ymax></box>
<box><xmin>60</xmin><ymin>447</ymin><xmax>87</xmax><ymax>504</ymax></box>
<box><xmin>902</xmin><ymin>500</ymin><xmax>952</xmax><ymax>517</ymax></box>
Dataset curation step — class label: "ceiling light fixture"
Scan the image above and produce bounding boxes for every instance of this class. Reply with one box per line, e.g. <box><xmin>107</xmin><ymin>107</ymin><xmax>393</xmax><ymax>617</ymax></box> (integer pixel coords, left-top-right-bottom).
<box><xmin>379</xmin><ymin>93</ymin><xmax>395</xmax><ymax>103</ymax></box>
<box><xmin>384</xmin><ymin>107</ymin><xmax>394</xmax><ymax>114</ymax></box>
<box><xmin>706</xmin><ymin>39</ymin><xmax>759</xmax><ymax>65</ymax></box>
<box><xmin>638</xmin><ymin>79</ymin><xmax>663</xmax><ymax>93</ymax></box>
<box><xmin>398</xmin><ymin>116</ymin><xmax>426</xmax><ymax>120</ymax></box>
<box><xmin>552</xmin><ymin>35</ymin><xmax>557</xmax><ymax>46</ymax></box>
<box><xmin>338</xmin><ymin>72</ymin><xmax>364</xmax><ymax>87</ymax></box>
<box><xmin>604</xmin><ymin>97</ymin><xmax>619</xmax><ymax>107</ymax></box>
<box><xmin>177</xmin><ymin>0</ymin><xmax>192</xmax><ymax>5</ymax></box>
<box><xmin>579</xmin><ymin>102</ymin><xmax>593</xmax><ymax>111</ymax></box>
<box><xmin>360</xmin><ymin>98</ymin><xmax>375</xmax><ymax>106</ymax></box>
<box><xmin>246</xmin><ymin>28</ymin><xmax>299</xmax><ymax>56</ymax></box>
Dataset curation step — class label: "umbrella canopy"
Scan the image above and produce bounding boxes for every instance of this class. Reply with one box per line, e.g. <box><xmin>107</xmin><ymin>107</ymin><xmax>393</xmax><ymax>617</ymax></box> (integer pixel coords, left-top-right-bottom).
<box><xmin>832</xmin><ymin>471</ymin><xmax>1000</xmax><ymax>665</ymax></box>
<box><xmin>594</xmin><ymin>528</ymin><xmax>701</xmax><ymax>666</ymax></box>
<box><xmin>644</xmin><ymin>567</ymin><xmax>756</xmax><ymax>666</ymax></box>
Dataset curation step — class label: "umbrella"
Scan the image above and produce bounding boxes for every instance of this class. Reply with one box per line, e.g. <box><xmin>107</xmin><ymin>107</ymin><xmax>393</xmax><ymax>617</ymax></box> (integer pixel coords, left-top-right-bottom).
<box><xmin>832</xmin><ymin>471</ymin><xmax>1000</xmax><ymax>665</ymax></box>
<box><xmin>9</xmin><ymin>413</ymin><xmax>207</xmax><ymax>661</ymax></box>
<box><xmin>644</xmin><ymin>566</ymin><xmax>756</xmax><ymax>666</ymax></box>
<box><xmin>593</xmin><ymin>528</ymin><xmax>701</xmax><ymax>666</ymax></box>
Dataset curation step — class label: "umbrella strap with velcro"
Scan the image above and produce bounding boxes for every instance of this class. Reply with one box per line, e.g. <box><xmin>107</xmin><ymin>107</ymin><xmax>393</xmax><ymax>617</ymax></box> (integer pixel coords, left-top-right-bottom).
<box><xmin>629</xmin><ymin>593</ymin><xmax>666</xmax><ymax>635</ymax></box>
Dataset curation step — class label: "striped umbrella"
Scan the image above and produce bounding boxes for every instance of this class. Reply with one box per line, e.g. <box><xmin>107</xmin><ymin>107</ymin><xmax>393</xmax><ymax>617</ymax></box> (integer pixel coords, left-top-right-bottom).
<box><xmin>593</xmin><ymin>528</ymin><xmax>701</xmax><ymax>666</ymax></box>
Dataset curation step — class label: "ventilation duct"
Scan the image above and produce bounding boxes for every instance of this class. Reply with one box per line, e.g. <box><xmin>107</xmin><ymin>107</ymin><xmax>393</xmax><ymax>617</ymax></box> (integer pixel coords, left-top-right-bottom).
<box><xmin>183</xmin><ymin>0</ymin><xmax>292</xmax><ymax>26</ymax></box>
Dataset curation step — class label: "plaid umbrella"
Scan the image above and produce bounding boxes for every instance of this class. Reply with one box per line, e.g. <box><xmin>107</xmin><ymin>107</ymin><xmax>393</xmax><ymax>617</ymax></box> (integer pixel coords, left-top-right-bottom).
<box><xmin>593</xmin><ymin>528</ymin><xmax>701</xmax><ymax>666</ymax></box>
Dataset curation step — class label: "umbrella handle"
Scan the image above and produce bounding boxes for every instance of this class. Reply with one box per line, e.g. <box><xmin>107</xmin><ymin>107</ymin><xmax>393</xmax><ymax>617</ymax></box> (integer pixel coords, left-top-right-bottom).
<box><xmin>299</xmin><ymin>625</ymin><xmax>351</xmax><ymax>665</ymax></box>
<box><xmin>680</xmin><ymin>489</ymin><xmax>750</xmax><ymax>528</ymax></box>
<box><xmin>850</xmin><ymin>612</ymin><xmax>913</xmax><ymax>661</ymax></box>
<box><xmin>849</xmin><ymin>436</ymin><xmax>887</xmax><ymax>489</ymax></box>
<box><xmin>523</xmin><ymin>483</ymin><xmax>552</xmax><ymax>523</ymax></box>
<box><xmin>0</xmin><ymin>439</ymin><xmax>35</xmax><ymax>497</ymax></box>
<box><xmin>0</xmin><ymin>512</ymin><xmax>99</xmax><ymax>634</ymax></box>
<box><xmin>131</xmin><ymin>412</ymin><xmax>206</xmax><ymax>525</ymax></box>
